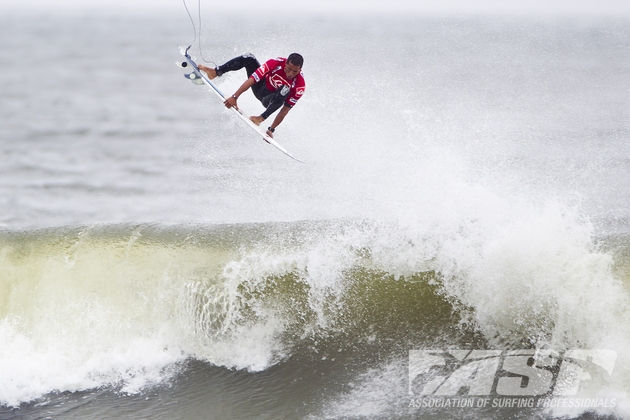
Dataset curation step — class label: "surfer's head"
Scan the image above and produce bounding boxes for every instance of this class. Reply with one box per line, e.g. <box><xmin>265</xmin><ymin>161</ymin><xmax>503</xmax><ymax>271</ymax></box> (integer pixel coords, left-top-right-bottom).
<box><xmin>285</xmin><ymin>53</ymin><xmax>303</xmax><ymax>79</ymax></box>
<box><xmin>287</xmin><ymin>53</ymin><xmax>304</xmax><ymax>68</ymax></box>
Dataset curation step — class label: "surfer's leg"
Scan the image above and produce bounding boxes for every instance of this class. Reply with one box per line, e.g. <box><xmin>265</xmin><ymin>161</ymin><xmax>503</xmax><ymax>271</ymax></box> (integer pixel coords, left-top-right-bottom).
<box><xmin>197</xmin><ymin>64</ymin><xmax>218</xmax><ymax>79</ymax></box>
<box><xmin>215</xmin><ymin>54</ymin><xmax>260</xmax><ymax>77</ymax></box>
<box><xmin>251</xmin><ymin>82</ymin><xmax>270</xmax><ymax>103</ymax></box>
<box><xmin>260</xmin><ymin>85</ymin><xmax>290</xmax><ymax>119</ymax></box>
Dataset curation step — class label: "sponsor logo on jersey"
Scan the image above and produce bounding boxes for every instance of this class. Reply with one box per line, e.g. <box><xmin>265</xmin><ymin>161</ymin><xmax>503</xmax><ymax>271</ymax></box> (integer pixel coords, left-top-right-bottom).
<box><xmin>269</xmin><ymin>74</ymin><xmax>289</xmax><ymax>90</ymax></box>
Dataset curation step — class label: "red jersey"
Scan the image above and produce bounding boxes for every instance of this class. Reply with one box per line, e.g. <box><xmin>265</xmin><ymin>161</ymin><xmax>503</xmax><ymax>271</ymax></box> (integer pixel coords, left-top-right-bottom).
<box><xmin>251</xmin><ymin>57</ymin><xmax>306</xmax><ymax>108</ymax></box>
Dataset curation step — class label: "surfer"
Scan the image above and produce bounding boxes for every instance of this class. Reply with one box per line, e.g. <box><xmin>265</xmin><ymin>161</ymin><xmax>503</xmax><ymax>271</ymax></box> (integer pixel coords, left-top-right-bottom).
<box><xmin>198</xmin><ymin>53</ymin><xmax>305</xmax><ymax>138</ymax></box>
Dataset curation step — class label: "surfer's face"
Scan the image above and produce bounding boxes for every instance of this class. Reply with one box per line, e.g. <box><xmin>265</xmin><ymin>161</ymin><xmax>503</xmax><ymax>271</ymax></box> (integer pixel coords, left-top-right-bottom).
<box><xmin>284</xmin><ymin>62</ymin><xmax>301</xmax><ymax>79</ymax></box>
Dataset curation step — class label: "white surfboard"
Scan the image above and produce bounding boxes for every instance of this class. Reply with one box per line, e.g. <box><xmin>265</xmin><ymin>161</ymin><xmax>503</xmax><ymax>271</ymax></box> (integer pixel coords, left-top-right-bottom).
<box><xmin>179</xmin><ymin>46</ymin><xmax>304</xmax><ymax>164</ymax></box>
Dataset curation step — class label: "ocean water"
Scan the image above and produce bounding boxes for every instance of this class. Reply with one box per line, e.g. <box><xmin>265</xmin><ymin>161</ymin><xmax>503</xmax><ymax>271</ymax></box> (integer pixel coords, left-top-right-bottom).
<box><xmin>0</xmin><ymin>8</ymin><xmax>629</xmax><ymax>419</ymax></box>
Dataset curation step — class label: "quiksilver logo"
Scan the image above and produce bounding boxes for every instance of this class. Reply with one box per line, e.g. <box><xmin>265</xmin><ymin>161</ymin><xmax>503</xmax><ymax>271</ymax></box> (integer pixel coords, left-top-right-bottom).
<box><xmin>409</xmin><ymin>349</ymin><xmax>616</xmax><ymax>396</ymax></box>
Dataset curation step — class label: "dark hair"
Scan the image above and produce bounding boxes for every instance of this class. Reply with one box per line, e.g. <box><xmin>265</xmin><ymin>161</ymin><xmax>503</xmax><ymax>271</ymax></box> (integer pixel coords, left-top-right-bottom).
<box><xmin>287</xmin><ymin>53</ymin><xmax>304</xmax><ymax>68</ymax></box>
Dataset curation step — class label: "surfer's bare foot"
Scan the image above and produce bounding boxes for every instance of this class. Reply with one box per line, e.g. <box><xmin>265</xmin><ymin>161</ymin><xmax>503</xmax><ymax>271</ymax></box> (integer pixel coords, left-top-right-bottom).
<box><xmin>198</xmin><ymin>64</ymin><xmax>218</xmax><ymax>80</ymax></box>
<box><xmin>250</xmin><ymin>116</ymin><xmax>264</xmax><ymax>126</ymax></box>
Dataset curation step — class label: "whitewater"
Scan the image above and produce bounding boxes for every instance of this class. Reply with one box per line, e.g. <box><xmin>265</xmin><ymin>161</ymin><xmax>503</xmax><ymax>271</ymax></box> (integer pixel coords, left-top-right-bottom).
<box><xmin>0</xmin><ymin>8</ymin><xmax>629</xmax><ymax>420</ymax></box>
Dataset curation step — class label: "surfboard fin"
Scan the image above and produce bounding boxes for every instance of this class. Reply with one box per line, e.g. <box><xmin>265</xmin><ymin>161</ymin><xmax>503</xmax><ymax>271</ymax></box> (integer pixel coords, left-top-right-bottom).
<box><xmin>184</xmin><ymin>72</ymin><xmax>205</xmax><ymax>85</ymax></box>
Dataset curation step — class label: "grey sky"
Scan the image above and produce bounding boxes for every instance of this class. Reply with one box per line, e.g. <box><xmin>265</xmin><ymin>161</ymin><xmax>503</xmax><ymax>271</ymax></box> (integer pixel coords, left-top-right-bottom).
<box><xmin>4</xmin><ymin>0</ymin><xmax>630</xmax><ymax>15</ymax></box>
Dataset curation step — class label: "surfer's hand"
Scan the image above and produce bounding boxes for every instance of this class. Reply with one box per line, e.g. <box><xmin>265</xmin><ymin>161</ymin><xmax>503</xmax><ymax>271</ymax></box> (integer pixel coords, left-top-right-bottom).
<box><xmin>224</xmin><ymin>96</ymin><xmax>238</xmax><ymax>109</ymax></box>
<box><xmin>224</xmin><ymin>97</ymin><xmax>237</xmax><ymax>109</ymax></box>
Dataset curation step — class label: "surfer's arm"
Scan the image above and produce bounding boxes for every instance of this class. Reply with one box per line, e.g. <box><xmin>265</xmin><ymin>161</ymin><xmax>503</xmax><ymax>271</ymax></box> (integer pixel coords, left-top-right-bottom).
<box><xmin>224</xmin><ymin>77</ymin><xmax>256</xmax><ymax>109</ymax></box>
<box><xmin>266</xmin><ymin>105</ymin><xmax>291</xmax><ymax>137</ymax></box>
